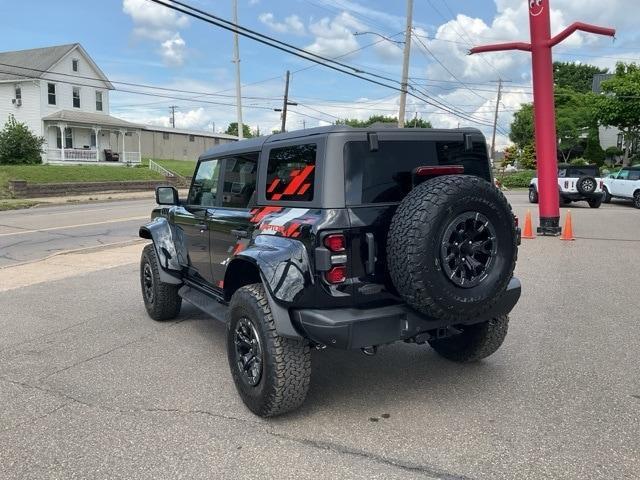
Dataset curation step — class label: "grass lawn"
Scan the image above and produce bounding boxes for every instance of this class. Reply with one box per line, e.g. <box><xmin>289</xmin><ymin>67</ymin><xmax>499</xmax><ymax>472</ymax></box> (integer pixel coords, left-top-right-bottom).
<box><xmin>0</xmin><ymin>164</ymin><xmax>164</xmax><ymax>199</ymax></box>
<box><xmin>0</xmin><ymin>199</ymin><xmax>40</xmax><ymax>211</ymax></box>
<box><xmin>143</xmin><ymin>159</ymin><xmax>197</xmax><ymax>177</ymax></box>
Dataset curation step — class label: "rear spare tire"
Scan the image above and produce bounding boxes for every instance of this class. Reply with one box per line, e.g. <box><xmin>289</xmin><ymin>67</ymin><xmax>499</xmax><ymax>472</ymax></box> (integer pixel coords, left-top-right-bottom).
<box><xmin>576</xmin><ymin>176</ymin><xmax>597</xmax><ymax>195</ymax></box>
<box><xmin>387</xmin><ymin>175</ymin><xmax>517</xmax><ymax>322</ymax></box>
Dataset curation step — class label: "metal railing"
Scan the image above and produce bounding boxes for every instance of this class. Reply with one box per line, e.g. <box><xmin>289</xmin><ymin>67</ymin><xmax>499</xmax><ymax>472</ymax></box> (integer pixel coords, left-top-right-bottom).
<box><xmin>64</xmin><ymin>149</ymin><xmax>99</xmax><ymax>161</ymax></box>
<box><xmin>148</xmin><ymin>159</ymin><xmax>175</xmax><ymax>176</ymax></box>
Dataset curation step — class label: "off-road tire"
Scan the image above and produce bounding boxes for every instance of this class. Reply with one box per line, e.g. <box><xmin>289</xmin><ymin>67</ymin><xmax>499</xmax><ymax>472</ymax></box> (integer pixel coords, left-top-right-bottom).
<box><xmin>576</xmin><ymin>176</ymin><xmax>598</xmax><ymax>195</ymax></box>
<box><xmin>602</xmin><ymin>187</ymin><xmax>612</xmax><ymax>203</ymax></box>
<box><xmin>528</xmin><ymin>187</ymin><xmax>539</xmax><ymax>204</ymax></box>
<box><xmin>634</xmin><ymin>191</ymin><xmax>640</xmax><ymax>209</ymax></box>
<box><xmin>140</xmin><ymin>244</ymin><xmax>182</xmax><ymax>321</ymax></box>
<box><xmin>588</xmin><ymin>196</ymin><xmax>603</xmax><ymax>209</ymax></box>
<box><xmin>227</xmin><ymin>284</ymin><xmax>311</xmax><ymax>417</ymax></box>
<box><xmin>387</xmin><ymin>175</ymin><xmax>517</xmax><ymax>322</ymax></box>
<box><xmin>428</xmin><ymin>315</ymin><xmax>509</xmax><ymax>362</ymax></box>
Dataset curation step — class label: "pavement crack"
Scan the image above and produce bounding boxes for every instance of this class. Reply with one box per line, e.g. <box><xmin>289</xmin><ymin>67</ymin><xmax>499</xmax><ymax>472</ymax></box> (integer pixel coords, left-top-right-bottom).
<box><xmin>0</xmin><ymin>402</ymin><xmax>71</xmax><ymax>434</ymax></box>
<box><xmin>264</xmin><ymin>431</ymin><xmax>474</xmax><ymax>480</ymax></box>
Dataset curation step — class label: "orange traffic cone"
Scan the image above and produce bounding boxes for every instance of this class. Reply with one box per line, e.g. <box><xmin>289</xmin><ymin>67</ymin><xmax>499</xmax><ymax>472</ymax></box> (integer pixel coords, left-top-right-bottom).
<box><xmin>522</xmin><ymin>210</ymin><xmax>535</xmax><ymax>239</ymax></box>
<box><xmin>560</xmin><ymin>210</ymin><xmax>575</xmax><ymax>241</ymax></box>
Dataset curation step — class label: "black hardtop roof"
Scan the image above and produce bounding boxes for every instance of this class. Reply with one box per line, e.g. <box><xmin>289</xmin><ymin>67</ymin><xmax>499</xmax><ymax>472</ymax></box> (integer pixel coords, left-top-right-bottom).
<box><xmin>199</xmin><ymin>125</ymin><xmax>483</xmax><ymax>161</ymax></box>
<box><xmin>558</xmin><ymin>163</ymin><xmax>599</xmax><ymax>169</ymax></box>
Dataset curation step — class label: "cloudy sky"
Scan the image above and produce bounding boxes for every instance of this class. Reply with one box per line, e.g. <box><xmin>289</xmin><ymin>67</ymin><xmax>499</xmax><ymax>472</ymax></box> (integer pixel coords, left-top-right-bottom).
<box><xmin>2</xmin><ymin>0</ymin><xmax>639</xmax><ymax>147</ymax></box>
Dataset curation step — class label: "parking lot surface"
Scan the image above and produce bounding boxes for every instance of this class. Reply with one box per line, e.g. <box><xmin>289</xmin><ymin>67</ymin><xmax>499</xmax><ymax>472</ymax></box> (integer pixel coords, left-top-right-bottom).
<box><xmin>0</xmin><ymin>192</ymin><xmax>639</xmax><ymax>479</ymax></box>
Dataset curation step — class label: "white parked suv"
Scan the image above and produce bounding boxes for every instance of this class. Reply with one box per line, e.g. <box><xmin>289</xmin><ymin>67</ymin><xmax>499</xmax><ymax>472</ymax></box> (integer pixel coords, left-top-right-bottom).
<box><xmin>529</xmin><ymin>164</ymin><xmax>603</xmax><ymax>208</ymax></box>
<box><xmin>602</xmin><ymin>166</ymin><xmax>640</xmax><ymax>208</ymax></box>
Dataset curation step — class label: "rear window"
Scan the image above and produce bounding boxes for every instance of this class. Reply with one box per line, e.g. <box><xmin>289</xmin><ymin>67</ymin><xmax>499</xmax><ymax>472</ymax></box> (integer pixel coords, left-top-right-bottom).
<box><xmin>266</xmin><ymin>144</ymin><xmax>316</xmax><ymax>202</ymax></box>
<box><xmin>344</xmin><ymin>139</ymin><xmax>490</xmax><ymax>205</ymax></box>
<box><xmin>559</xmin><ymin>166</ymin><xmax>599</xmax><ymax>177</ymax></box>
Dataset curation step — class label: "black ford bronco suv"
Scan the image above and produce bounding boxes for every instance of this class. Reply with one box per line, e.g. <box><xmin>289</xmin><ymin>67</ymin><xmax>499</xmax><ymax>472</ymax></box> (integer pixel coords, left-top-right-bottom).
<box><xmin>139</xmin><ymin>126</ymin><xmax>521</xmax><ymax>417</ymax></box>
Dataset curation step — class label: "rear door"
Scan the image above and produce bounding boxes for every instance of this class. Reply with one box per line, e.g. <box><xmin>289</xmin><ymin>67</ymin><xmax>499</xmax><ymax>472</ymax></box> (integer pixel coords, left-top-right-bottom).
<box><xmin>173</xmin><ymin>157</ymin><xmax>222</xmax><ymax>285</ymax></box>
<box><xmin>613</xmin><ymin>168</ymin><xmax>630</xmax><ymax>196</ymax></box>
<box><xmin>623</xmin><ymin>169</ymin><xmax>640</xmax><ymax>197</ymax></box>
<box><xmin>208</xmin><ymin>153</ymin><xmax>259</xmax><ymax>289</ymax></box>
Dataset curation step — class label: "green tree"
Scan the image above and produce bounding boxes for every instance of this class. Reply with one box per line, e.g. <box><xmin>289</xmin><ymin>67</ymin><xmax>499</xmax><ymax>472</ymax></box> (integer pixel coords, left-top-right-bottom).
<box><xmin>509</xmin><ymin>104</ymin><xmax>534</xmax><ymax>149</ymax></box>
<box><xmin>225</xmin><ymin>122</ymin><xmax>254</xmax><ymax>138</ymax></box>
<box><xmin>553</xmin><ymin>62</ymin><xmax>608</xmax><ymax>93</ymax></box>
<box><xmin>596</xmin><ymin>62</ymin><xmax>640</xmax><ymax>165</ymax></box>
<box><xmin>0</xmin><ymin>115</ymin><xmax>45</xmax><ymax>165</ymax></box>
<box><xmin>336</xmin><ymin>115</ymin><xmax>432</xmax><ymax>128</ymax></box>
<box><xmin>583</xmin><ymin>128</ymin><xmax>606</xmax><ymax>166</ymax></box>
<box><xmin>519</xmin><ymin>143</ymin><xmax>537</xmax><ymax>170</ymax></box>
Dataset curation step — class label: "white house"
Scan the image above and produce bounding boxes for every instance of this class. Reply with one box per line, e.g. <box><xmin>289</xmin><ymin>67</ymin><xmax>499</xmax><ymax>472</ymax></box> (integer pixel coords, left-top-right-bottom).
<box><xmin>0</xmin><ymin>43</ymin><xmax>142</xmax><ymax>163</ymax></box>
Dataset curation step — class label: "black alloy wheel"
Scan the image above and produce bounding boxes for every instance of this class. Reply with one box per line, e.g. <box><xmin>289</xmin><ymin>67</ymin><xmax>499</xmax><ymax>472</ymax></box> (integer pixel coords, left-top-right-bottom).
<box><xmin>142</xmin><ymin>262</ymin><xmax>154</xmax><ymax>304</ymax></box>
<box><xmin>233</xmin><ymin>317</ymin><xmax>264</xmax><ymax>387</ymax></box>
<box><xmin>440</xmin><ymin>212</ymin><xmax>498</xmax><ymax>288</ymax></box>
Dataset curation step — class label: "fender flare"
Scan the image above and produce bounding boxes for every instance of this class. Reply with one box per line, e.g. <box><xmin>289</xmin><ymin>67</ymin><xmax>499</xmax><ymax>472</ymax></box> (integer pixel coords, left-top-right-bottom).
<box><xmin>139</xmin><ymin>217</ymin><xmax>185</xmax><ymax>284</ymax></box>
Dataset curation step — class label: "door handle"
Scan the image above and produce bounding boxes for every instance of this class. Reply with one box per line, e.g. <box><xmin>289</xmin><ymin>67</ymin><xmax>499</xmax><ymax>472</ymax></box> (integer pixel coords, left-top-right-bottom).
<box><xmin>195</xmin><ymin>223</ymin><xmax>208</xmax><ymax>232</ymax></box>
<box><xmin>231</xmin><ymin>229</ymin><xmax>249</xmax><ymax>239</ymax></box>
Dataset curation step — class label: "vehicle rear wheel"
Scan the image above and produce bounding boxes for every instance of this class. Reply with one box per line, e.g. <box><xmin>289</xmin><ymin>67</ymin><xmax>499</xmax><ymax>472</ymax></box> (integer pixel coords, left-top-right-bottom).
<box><xmin>428</xmin><ymin>315</ymin><xmax>509</xmax><ymax>362</ymax></box>
<box><xmin>634</xmin><ymin>191</ymin><xmax>640</xmax><ymax>209</ymax></box>
<box><xmin>387</xmin><ymin>175</ymin><xmax>517</xmax><ymax>322</ymax></box>
<box><xmin>602</xmin><ymin>187</ymin><xmax>612</xmax><ymax>203</ymax></box>
<box><xmin>140</xmin><ymin>244</ymin><xmax>182</xmax><ymax>321</ymax></box>
<box><xmin>528</xmin><ymin>187</ymin><xmax>539</xmax><ymax>204</ymax></box>
<box><xmin>227</xmin><ymin>284</ymin><xmax>311</xmax><ymax>417</ymax></box>
<box><xmin>588</xmin><ymin>196</ymin><xmax>603</xmax><ymax>209</ymax></box>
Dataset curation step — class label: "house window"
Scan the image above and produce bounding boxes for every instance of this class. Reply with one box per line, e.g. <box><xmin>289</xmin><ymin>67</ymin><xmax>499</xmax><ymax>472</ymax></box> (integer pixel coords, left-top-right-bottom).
<box><xmin>163</xmin><ymin>132</ymin><xmax>170</xmax><ymax>140</ymax></box>
<box><xmin>64</xmin><ymin>128</ymin><xmax>73</xmax><ymax>148</ymax></box>
<box><xmin>56</xmin><ymin>129</ymin><xmax>62</xmax><ymax>149</ymax></box>
<box><xmin>90</xmin><ymin>131</ymin><xmax>97</xmax><ymax>148</ymax></box>
<box><xmin>189</xmin><ymin>135</ymin><xmax>195</xmax><ymax>142</ymax></box>
<box><xmin>14</xmin><ymin>85</ymin><xmax>22</xmax><ymax>101</ymax></box>
<box><xmin>72</xmin><ymin>59</ymin><xmax>79</xmax><ymax>72</ymax></box>
<box><xmin>48</xmin><ymin>83</ymin><xmax>56</xmax><ymax>105</ymax></box>
<box><xmin>96</xmin><ymin>91</ymin><xmax>103</xmax><ymax>111</ymax></box>
<box><xmin>72</xmin><ymin>87</ymin><xmax>80</xmax><ymax>108</ymax></box>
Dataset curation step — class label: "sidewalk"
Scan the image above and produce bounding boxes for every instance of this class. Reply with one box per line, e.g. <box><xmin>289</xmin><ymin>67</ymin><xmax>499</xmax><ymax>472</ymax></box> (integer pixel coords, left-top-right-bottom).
<box><xmin>0</xmin><ymin>189</ymin><xmax>190</xmax><ymax>210</ymax></box>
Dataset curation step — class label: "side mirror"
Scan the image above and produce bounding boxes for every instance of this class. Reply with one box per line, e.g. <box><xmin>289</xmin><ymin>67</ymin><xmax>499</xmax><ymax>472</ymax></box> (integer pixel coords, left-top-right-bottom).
<box><xmin>156</xmin><ymin>186</ymin><xmax>179</xmax><ymax>205</ymax></box>
<box><xmin>609</xmin><ymin>174</ymin><xmax>616</xmax><ymax>178</ymax></box>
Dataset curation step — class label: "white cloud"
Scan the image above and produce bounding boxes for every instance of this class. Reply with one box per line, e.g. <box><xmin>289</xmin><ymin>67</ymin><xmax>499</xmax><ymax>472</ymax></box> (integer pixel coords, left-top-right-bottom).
<box><xmin>122</xmin><ymin>0</ymin><xmax>190</xmax><ymax>66</ymax></box>
<box><xmin>306</xmin><ymin>12</ymin><xmax>365</xmax><ymax>57</ymax></box>
<box><xmin>249</xmin><ymin>0</ymin><xmax>260</xmax><ymax>5</ymax></box>
<box><xmin>258</xmin><ymin>13</ymin><xmax>306</xmax><ymax>35</ymax></box>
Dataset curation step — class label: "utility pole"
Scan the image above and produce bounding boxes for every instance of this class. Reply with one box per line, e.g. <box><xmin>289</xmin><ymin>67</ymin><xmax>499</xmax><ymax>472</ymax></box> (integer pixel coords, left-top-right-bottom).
<box><xmin>232</xmin><ymin>0</ymin><xmax>244</xmax><ymax>139</ymax></box>
<box><xmin>398</xmin><ymin>0</ymin><xmax>414</xmax><ymax>128</ymax></box>
<box><xmin>490</xmin><ymin>79</ymin><xmax>504</xmax><ymax>161</ymax></box>
<box><xmin>169</xmin><ymin>106</ymin><xmax>177</xmax><ymax>128</ymax></box>
<box><xmin>281</xmin><ymin>70</ymin><xmax>290</xmax><ymax>133</ymax></box>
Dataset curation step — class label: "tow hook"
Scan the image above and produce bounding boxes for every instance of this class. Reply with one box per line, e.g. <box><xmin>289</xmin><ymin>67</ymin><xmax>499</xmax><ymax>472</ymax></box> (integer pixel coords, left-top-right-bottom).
<box><xmin>361</xmin><ymin>346</ymin><xmax>378</xmax><ymax>356</ymax></box>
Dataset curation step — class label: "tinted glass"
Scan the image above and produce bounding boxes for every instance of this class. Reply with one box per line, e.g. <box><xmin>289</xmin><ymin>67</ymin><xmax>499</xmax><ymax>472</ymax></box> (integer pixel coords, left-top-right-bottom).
<box><xmin>266</xmin><ymin>144</ymin><xmax>316</xmax><ymax>202</ymax></box>
<box><xmin>188</xmin><ymin>159</ymin><xmax>221</xmax><ymax>207</ymax></box>
<box><xmin>345</xmin><ymin>139</ymin><xmax>490</xmax><ymax>205</ymax></box>
<box><xmin>617</xmin><ymin>169</ymin><xmax>630</xmax><ymax>179</ymax></box>
<box><xmin>559</xmin><ymin>166</ymin><xmax>599</xmax><ymax>177</ymax></box>
<box><xmin>221</xmin><ymin>153</ymin><xmax>258</xmax><ymax>208</ymax></box>
<box><xmin>628</xmin><ymin>170</ymin><xmax>640</xmax><ymax>181</ymax></box>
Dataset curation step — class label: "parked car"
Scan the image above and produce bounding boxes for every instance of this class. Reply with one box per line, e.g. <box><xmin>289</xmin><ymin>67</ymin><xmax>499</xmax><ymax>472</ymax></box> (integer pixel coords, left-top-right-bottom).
<box><xmin>602</xmin><ymin>166</ymin><xmax>640</xmax><ymax>208</ymax></box>
<box><xmin>139</xmin><ymin>126</ymin><xmax>521</xmax><ymax>417</ymax></box>
<box><xmin>529</xmin><ymin>164</ymin><xmax>603</xmax><ymax>208</ymax></box>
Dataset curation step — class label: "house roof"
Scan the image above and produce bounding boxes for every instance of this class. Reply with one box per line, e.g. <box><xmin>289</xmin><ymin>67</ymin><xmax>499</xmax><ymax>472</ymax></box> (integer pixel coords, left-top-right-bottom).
<box><xmin>0</xmin><ymin>43</ymin><xmax>114</xmax><ymax>89</ymax></box>
<box><xmin>42</xmin><ymin>110</ymin><xmax>141</xmax><ymax>129</ymax></box>
<box><xmin>592</xmin><ymin>73</ymin><xmax>613</xmax><ymax>94</ymax></box>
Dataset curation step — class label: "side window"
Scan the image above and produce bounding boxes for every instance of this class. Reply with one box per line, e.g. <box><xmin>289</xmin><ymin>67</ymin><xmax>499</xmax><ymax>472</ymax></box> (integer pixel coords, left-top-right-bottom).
<box><xmin>628</xmin><ymin>170</ymin><xmax>640</xmax><ymax>181</ymax></box>
<box><xmin>618</xmin><ymin>169</ymin><xmax>630</xmax><ymax>180</ymax></box>
<box><xmin>188</xmin><ymin>159</ymin><xmax>221</xmax><ymax>207</ymax></box>
<box><xmin>221</xmin><ymin>153</ymin><xmax>258</xmax><ymax>208</ymax></box>
<box><xmin>266</xmin><ymin>144</ymin><xmax>317</xmax><ymax>201</ymax></box>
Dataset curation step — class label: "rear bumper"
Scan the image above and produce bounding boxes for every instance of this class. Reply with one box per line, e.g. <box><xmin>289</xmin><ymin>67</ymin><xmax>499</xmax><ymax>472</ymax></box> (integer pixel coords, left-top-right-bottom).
<box><xmin>561</xmin><ymin>191</ymin><xmax>603</xmax><ymax>201</ymax></box>
<box><xmin>292</xmin><ymin>277</ymin><xmax>522</xmax><ymax>349</ymax></box>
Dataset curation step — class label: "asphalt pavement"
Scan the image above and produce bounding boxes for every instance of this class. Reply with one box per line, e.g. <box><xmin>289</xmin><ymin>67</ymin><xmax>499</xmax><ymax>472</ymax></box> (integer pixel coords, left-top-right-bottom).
<box><xmin>0</xmin><ymin>192</ymin><xmax>639</xmax><ymax>479</ymax></box>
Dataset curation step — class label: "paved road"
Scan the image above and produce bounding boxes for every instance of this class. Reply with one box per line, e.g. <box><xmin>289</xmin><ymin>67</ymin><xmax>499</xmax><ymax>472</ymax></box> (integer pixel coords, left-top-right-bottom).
<box><xmin>0</xmin><ymin>199</ymin><xmax>152</xmax><ymax>267</ymax></box>
<box><xmin>0</xmin><ymin>193</ymin><xmax>639</xmax><ymax>479</ymax></box>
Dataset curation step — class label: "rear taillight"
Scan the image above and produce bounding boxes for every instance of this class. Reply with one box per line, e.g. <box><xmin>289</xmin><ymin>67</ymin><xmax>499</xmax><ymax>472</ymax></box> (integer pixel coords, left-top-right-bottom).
<box><xmin>599</xmin><ymin>180</ymin><xmax>604</xmax><ymax>189</ymax></box>
<box><xmin>324</xmin><ymin>234</ymin><xmax>346</xmax><ymax>252</ymax></box>
<box><xmin>513</xmin><ymin>215</ymin><xmax>519</xmax><ymax>227</ymax></box>
<box><xmin>325</xmin><ymin>265</ymin><xmax>347</xmax><ymax>284</ymax></box>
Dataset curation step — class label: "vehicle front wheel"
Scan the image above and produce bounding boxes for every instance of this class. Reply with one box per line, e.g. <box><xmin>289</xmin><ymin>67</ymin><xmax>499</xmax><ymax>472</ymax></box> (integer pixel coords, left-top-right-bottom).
<box><xmin>140</xmin><ymin>244</ymin><xmax>182</xmax><ymax>321</ymax></box>
<box><xmin>634</xmin><ymin>191</ymin><xmax>640</xmax><ymax>209</ymax></box>
<box><xmin>227</xmin><ymin>284</ymin><xmax>311</xmax><ymax>417</ymax></box>
<box><xmin>528</xmin><ymin>187</ymin><xmax>539</xmax><ymax>204</ymax></box>
<box><xmin>428</xmin><ymin>315</ymin><xmax>509</xmax><ymax>362</ymax></box>
<box><xmin>602</xmin><ymin>187</ymin><xmax>612</xmax><ymax>203</ymax></box>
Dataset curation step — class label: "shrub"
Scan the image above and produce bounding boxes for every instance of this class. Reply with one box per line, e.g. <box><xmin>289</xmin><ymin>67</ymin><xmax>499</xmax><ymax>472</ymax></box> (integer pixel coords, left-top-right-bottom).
<box><xmin>583</xmin><ymin>132</ymin><xmax>606</xmax><ymax>166</ymax></box>
<box><xmin>497</xmin><ymin>170</ymin><xmax>536</xmax><ymax>189</ymax></box>
<box><xmin>0</xmin><ymin>115</ymin><xmax>44</xmax><ymax>165</ymax></box>
<box><xmin>569</xmin><ymin>157</ymin><xmax>589</xmax><ymax>166</ymax></box>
